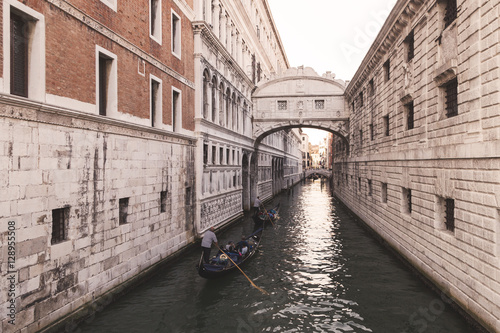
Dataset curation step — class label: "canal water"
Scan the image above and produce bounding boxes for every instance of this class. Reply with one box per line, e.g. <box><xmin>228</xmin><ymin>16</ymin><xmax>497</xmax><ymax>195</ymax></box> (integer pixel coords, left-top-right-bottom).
<box><xmin>76</xmin><ymin>180</ymin><xmax>478</xmax><ymax>333</ymax></box>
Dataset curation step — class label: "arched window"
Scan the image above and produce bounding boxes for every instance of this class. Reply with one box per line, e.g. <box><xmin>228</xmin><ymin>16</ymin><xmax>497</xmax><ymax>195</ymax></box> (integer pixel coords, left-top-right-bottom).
<box><xmin>211</xmin><ymin>76</ymin><xmax>217</xmax><ymax>122</ymax></box>
<box><xmin>202</xmin><ymin>69</ymin><xmax>210</xmax><ymax>119</ymax></box>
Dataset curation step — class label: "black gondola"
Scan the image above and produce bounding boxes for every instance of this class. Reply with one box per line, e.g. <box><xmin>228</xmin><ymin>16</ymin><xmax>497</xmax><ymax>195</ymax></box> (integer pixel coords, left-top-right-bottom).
<box><xmin>197</xmin><ymin>228</ymin><xmax>263</xmax><ymax>279</ymax></box>
<box><xmin>252</xmin><ymin>203</ymin><xmax>280</xmax><ymax>225</ymax></box>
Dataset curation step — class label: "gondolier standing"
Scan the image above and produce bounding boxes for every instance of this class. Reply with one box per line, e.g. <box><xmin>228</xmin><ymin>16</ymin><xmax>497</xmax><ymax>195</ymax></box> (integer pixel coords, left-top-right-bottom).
<box><xmin>201</xmin><ymin>227</ymin><xmax>218</xmax><ymax>263</ymax></box>
<box><xmin>253</xmin><ymin>196</ymin><xmax>262</xmax><ymax>216</ymax></box>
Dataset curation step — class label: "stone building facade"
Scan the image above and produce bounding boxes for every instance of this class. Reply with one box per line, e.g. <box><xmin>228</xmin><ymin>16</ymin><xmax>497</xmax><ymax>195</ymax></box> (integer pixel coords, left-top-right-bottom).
<box><xmin>1</xmin><ymin>0</ymin><xmax>197</xmax><ymax>331</ymax></box>
<box><xmin>333</xmin><ymin>0</ymin><xmax>499</xmax><ymax>331</ymax></box>
<box><xmin>192</xmin><ymin>0</ymin><xmax>302</xmax><ymax>232</ymax></box>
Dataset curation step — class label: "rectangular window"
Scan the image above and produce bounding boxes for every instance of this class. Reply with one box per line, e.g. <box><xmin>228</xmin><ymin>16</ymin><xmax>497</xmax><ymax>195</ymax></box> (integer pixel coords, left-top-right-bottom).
<box><xmin>226</xmin><ymin>148</ymin><xmax>230</xmax><ymax>164</ymax></box>
<box><xmin>172</xmin><ymin>88</ymin><xmax>181</xmax><ymax>132</ymax></box>
<box><xmin>383</xmin><ymin>115</ymin><xmax>390</xmax><ymax>136</ymax></box>
<box><xmin>405</xmin><ymin>30</ymin><xmax>414</xmax><ymax>62</ymax></box>
<box><xmin>444</xmin><ymin>78</ymin><xmax>458</xmax><ymax>118</ymax></box>
<box><xmin>381</xmin><ymin>183</ymin><xmax>388</xmax><ymax>203</ymax></box>
<box><xmin>443</xmin><ymin>0</ymin><xmax>457</xmax><ymax>29</ymax></box>
<box><xmin>150</xmin><ymin>0</ymin><xmax>162</xmax><ymax>43</ymax></box>
<box><xmin>369</xmin><ymin>78</ymin><xmax>375</xmax><ymax>96</ymax></box>
<box><xmin>203</xmin><ymin>144</ymin><xmax>209</xmax><ymax>165</ymax></box>
<box><xmin>370</xmin><ymin>123</ymin><xmax>374</xmax><ymax>140</ymax></box>
<box><xmin>383</xmin><ymin>59</ymin><xmax>390</xmax><ymax>81</ymax></box>
<box><xmin>119</xmin><ymin>198</ymin><xmax>129</xmax><ymax>225</ymax></box>
<box><xmin>277</xmin><ymin>100</ymin><xmax>287</xmax><ymax>110</ymax></box>
<box><xmin>359</xmin><ymin>92</ymin><xmax>364</xmax><ymax>107</ymax></box>
<box><xmin>359</xmin><ymin>129</ymin><xmax>363</xmax><ymax>147</ymax></box>
<box><xmin>445</xmin><ymin>198</ymin><xmax>455</xmax><ymax>232</ymax></box>
<box><xmin>51</xmin><ymin>207</ymin><xmax>69</xmax><ymax>245</ymax></box>
<box><xmin>171</xmin><ymin>10</ymin><xmax>181</xmax><ymax>58</ymax></box>
<box><xmin>405</xmin><ymin>101</ymin><xmax>415</xmax><ymax>130</ymax></box>
<box><xmin>10</xmin><ymin>12</ymin><xmax>29</xmax><ymax>97</ymax></box>
<box><xmin>315</xmin><ymin>100</ymin><xmax>325</xmax><ymax>109</ymax></box>
<box><xmin>220</xmin><ymin>147</ymin><xmax>223</xmax><ymax>165</ymax></box>
<box><xmin>212</xmin><ymin>146</ymin><xmax>216</xmax><ymax>164</ymax></box>
<box><xmin>151</xmin><ymin>77</ymin><xmax>161</xmax><ymax>127</ymax></box>
<box><xmin>160</xmin><ymin>191</ymin><xmax>167</xmax><ymax>213</ymax></box>
<box><xmin>97</xmin><ymin>47</ymin><xmax>117</xmax><ymax>117</ymax></box>
<box><xmin>358</xmin><ymin>177</ymin><xmax>361</xmax><ymax>193</ymax></box>
<box><xmin>185</xmin><ymin>187</ymin><xmax>192</xmax><ymax>206</ymax></box>
<box><xmin>368</xmin><ymin>180</ymin><xmax>373</xmax><ymax>196</ymax></box>
<box><xmin>351</xmin><ymin>101</ymin><xmax>355</xmax><ymax>113</ymax></box>
<box><xmin>403</xmin><ymin>188</ymin><xmax>412</xmax><ymax>214</ymax></box>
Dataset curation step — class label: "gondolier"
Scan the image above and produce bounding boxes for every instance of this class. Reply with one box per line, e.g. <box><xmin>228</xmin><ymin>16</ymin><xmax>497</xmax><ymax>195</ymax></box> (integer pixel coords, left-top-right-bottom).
<box><xmin>253</xmin><ymin>196</ymin><xmax>262</xmax><ymax>216</ymax></box>
<box><xmin>201</xmin><ymin>227</ymin><xmax>218</xmax><ymax>263</ymax></box>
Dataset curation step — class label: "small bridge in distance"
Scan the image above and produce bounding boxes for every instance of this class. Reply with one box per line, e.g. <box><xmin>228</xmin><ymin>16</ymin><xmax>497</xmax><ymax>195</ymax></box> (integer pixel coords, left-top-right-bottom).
<box><xmin>304</xmin><ymin>169</ymin><xmax>332</xmax><ymax>179</ymax></box>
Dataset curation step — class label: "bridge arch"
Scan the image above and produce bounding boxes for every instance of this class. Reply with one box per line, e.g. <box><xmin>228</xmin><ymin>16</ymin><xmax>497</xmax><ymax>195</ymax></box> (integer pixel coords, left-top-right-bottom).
<box><xmin>252</xmin><ymin>67</ymin><xmax>349</xmax><ymax>147</ymax></box>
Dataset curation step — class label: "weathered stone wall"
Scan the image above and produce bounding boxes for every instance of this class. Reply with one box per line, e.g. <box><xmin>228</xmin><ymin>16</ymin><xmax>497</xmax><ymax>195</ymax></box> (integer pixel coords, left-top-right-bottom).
<box><xmin>334</xmin><ymin>0</ymin><xmax>500</xmax><ymax>331</ymax></box>
<box><xmin>0</xmin><ymin>102</ymin><xmax>196</xmax><ymax>332</ymax></box>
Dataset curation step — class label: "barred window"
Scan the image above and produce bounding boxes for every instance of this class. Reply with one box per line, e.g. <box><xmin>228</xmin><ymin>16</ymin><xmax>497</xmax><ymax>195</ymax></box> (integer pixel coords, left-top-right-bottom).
<box><xmin>403</xmin><ymin>188</ymin><xmax>412</xmax><ymax>214</ymax></box>
<box><xmin>444</xmin><ymin>78</ymin><xmax>458</xmax><ymax>117</ymax></box>
<box><xmin>383</xmin><ymin>115</ymin><xmax>390</xmax><ymax>136</ymax></box>
<box><xmin>51</xmin><ymin>207</ymin><xmax>69</xmax><ymax>244</ymax></box>
<box><xmin>160</xmin><ymin>191</ymin><xmax>167</xmax><ymax>213</ymax></box>
<box><xmin>445</xmin><ymin>198</ymin><xmax>455</xmax><ymax>232</ymax></box>
<box><xmin>381</xmin><ymin>183</ymin><xmax>388</xmax><ymax>203</ymax></box>
<box><xmin>277</xmin><ymin>100</ymin><xmax>287</xmax><ymax>110</ymax></box>
<box><xmin>119</xmin><ymin>198</ymin><xmax>129</xmax><ymax>224</ymax></box>
<box><xmin>315</xmin><ymin>100</ymin><xmax>325</xmax><ymax>109</ymax></box>
<box><xmin>405</xmin><ymin>101</ymin><xmax>415</xmax><ymax>130</ymax></box>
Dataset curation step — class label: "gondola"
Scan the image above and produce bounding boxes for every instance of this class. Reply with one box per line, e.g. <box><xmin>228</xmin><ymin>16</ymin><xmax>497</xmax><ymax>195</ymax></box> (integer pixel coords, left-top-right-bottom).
<box><xmin>197</xmin><ymin>228</ymin><xmax>263</xmax><ymax>279</ymax></box>
<box><xmin>253</xmin><ymin>203</ymin><xmax>280</xmax><ymax>225</ymax></box>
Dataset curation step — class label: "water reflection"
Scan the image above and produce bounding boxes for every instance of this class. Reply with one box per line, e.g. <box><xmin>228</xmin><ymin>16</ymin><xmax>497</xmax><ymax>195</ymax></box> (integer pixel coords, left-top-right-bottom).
<box><xmin>77</xmin><ymin>180</ymin><xmax>477</xmax><ymax>333</ymax></box>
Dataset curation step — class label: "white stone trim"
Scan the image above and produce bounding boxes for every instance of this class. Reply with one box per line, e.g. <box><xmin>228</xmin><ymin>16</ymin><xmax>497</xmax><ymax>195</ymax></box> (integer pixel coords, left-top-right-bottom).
<box><xmin>3</xmin><ymin>0</ymin><xmax>46</xmax><ymax>102</ymax></box>
<box><xmin>173</xmin><ymin>0</ymin><xmax>195</xmax><ymax>21</ymax></box>
<box><xmin>171</xmin><ymin>9</ymin><xmax>182</xmax><ymax>60</ymax></box>
<box><xmin>95</xmin><ymin>46</ymin><xmax>118</xmax><ymax>118</ymax></box>
<box><xmin>100</xmin><ymin>0</ymin><xmax>117</xmax><ymax>12</ymax></box>
<box><xmin>46</xmin><ymin>94</ymin><xmax>95</xmax><ymax>114</ymax></box>
<box><xmin>150</xmin><ymin>74</ymin><xmax>163</xmax><ymax>128</ymax></box>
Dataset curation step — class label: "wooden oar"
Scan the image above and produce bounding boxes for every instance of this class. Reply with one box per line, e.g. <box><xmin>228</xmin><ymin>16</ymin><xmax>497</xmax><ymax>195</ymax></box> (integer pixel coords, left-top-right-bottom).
<box><xmin>214</xmin><ymin>244</ymin><xmax>269</xmax><ymax>295</ymax></box>
<box><xmin>260</xmin><ymin>204</ymin><xmax>275</xmax><ymax>227</ymax></box>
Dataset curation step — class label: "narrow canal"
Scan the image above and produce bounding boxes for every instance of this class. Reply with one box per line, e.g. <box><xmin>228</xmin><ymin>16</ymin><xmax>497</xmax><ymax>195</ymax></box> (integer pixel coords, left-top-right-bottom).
<box><xmin>76</xmin><ymin>180</ymin><xmax>478</xmax><ymax>333</ymax></box>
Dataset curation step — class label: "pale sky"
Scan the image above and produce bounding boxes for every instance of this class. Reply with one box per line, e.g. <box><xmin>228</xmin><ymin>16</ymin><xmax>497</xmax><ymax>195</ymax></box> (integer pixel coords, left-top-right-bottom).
<box><xmin>267</xmin><ymin>0</ymin><xmax>396</xmax><ymax>144</ymax></box>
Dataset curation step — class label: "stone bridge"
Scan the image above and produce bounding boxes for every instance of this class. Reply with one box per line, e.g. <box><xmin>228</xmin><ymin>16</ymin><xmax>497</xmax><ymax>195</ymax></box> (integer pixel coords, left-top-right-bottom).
<box><xmin>252</xmin><ymin>67</ymin><xmax>349</xmax><ymax>146</ymax></box>
<box><xmin>304</xmin><ymin>168</ymin><xmax>332</xmax><ymax>179</ymax></box>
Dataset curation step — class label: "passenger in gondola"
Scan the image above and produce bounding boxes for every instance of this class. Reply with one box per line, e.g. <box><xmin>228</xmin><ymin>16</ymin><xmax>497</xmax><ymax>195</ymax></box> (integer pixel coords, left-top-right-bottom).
<box><xmin>236</xmin><ymin>235</ymin><xmax>249</xmax><ymax>256</ymax></box>
<box><xmin>225</xmin><ymin>241</ymin><xmax>235</xmax><ymax>252</ymax></box>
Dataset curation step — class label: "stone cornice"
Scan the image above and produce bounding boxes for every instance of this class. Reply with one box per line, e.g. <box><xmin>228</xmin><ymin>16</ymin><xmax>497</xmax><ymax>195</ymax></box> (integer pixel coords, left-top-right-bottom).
<box><xmin>45</xmin><ymin>0</ymin><xmax>195</xmax><ymax>89</ymax></box>
<box><xmin>345</xmin><ymin>0</ymin><xmax>426</xmax><ymax>98</ymax></box>
<box><xmin>0</xmin><ymin>93</ymin><xmax>196</xmax><ymax>145</ymax></box>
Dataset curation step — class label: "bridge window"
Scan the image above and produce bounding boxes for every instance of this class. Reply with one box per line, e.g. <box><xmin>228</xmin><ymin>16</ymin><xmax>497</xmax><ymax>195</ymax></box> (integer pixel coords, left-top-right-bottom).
<box><xmin>277</xmin><ymin>100</ymin><xmax>287</xmax><ymax>110</ymax></box>
<box><xmin>315</xmin><ymin>100</ymin><xmax>325</xmax><ymax>109</ymax></box>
